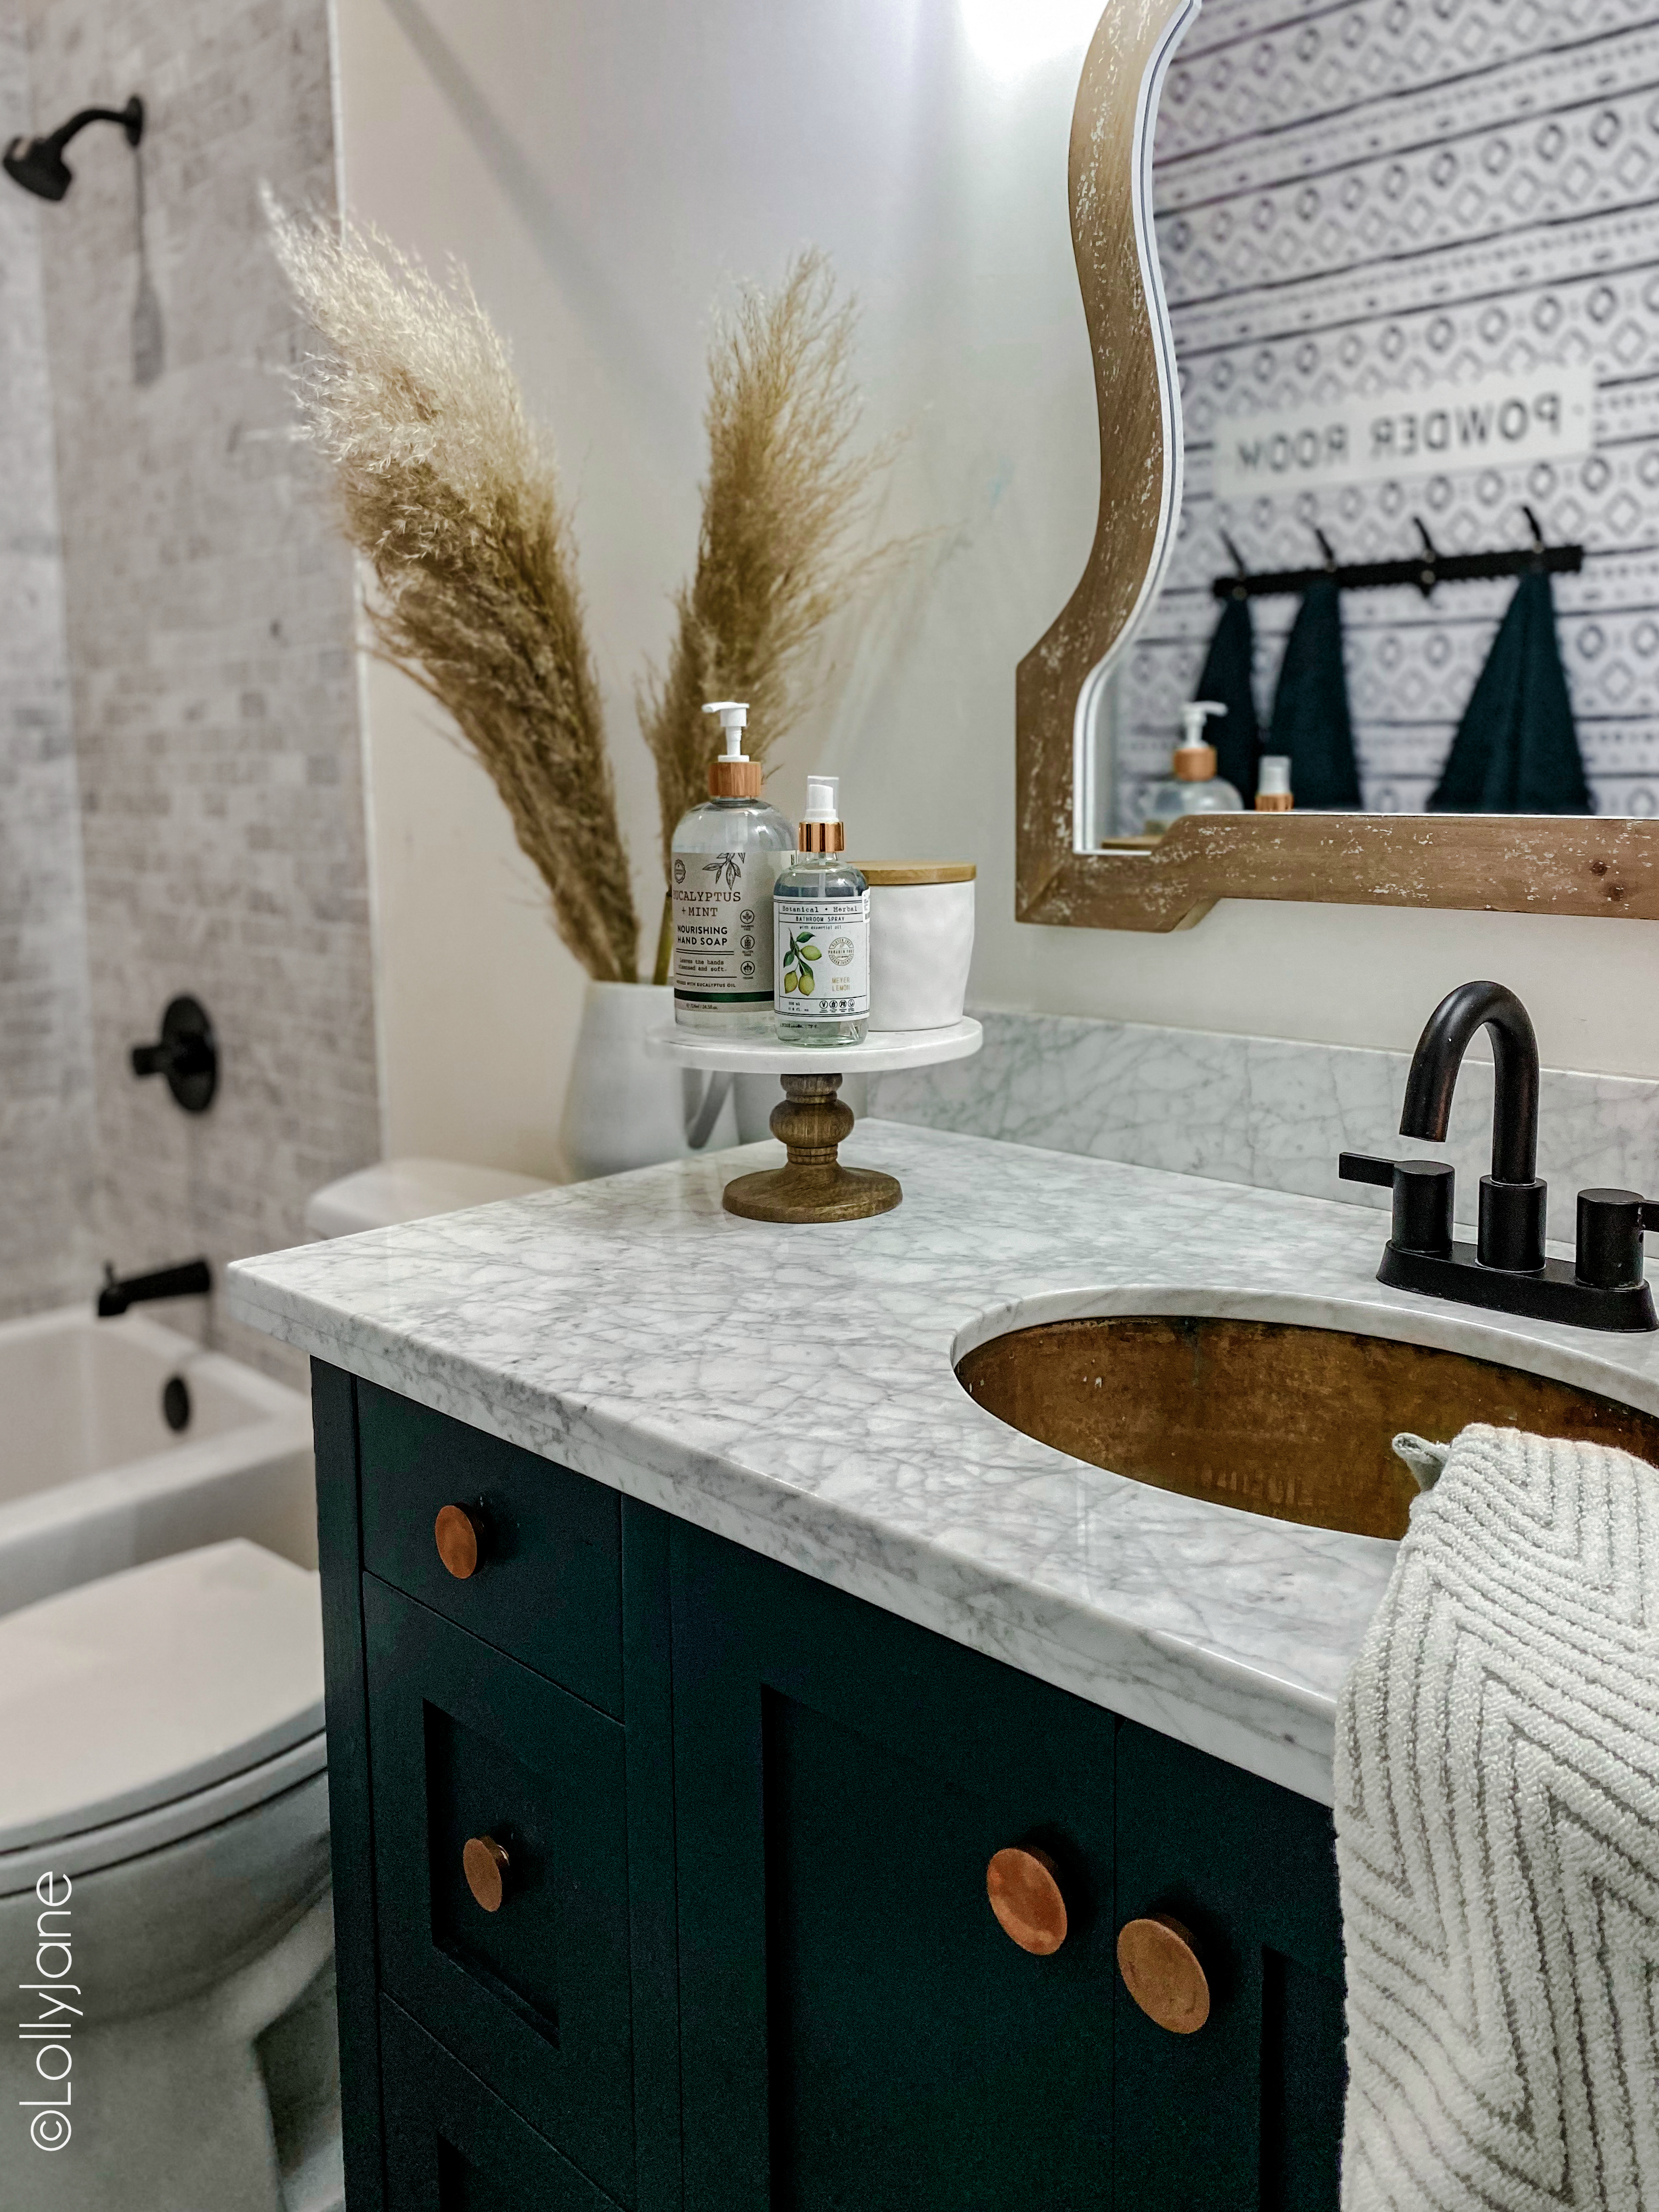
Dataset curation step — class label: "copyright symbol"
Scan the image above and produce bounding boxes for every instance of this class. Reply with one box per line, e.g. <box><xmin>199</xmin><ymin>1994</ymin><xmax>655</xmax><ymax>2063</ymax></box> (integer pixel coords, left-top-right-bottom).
<box><xmin>30</xmin><ymin>2112</ymin><xmax>70</xmax><ymax>2151</ymax></box>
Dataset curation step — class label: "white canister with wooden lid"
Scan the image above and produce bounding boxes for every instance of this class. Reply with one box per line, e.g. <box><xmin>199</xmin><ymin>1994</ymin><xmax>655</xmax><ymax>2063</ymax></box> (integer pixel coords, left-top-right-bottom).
<box><xmin>861</xmin><ymin>862</ymin><xmax>976</xmax><ymax>1030</ymax></box>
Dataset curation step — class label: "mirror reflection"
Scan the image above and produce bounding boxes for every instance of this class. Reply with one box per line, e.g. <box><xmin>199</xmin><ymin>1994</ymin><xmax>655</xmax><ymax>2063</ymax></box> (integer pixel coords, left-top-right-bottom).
<box><xmin>1105</xmin><ymin>2</ymin><xmax>1652</xmax><ymax>834</ymax></box>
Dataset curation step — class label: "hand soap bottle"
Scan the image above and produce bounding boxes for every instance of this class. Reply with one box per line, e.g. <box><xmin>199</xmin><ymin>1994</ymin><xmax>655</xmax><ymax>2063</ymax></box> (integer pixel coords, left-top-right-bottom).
<box><xmin>671</xmin><ymin>702</ymin><xmax>795</xmax><ymax>1034</ymax></box>
<box><xmin>774</xmin><ymin>776</ymin><xmax>870</xmax><ymax>1047</ymax></box>
<box><xmin>1142</xmin><ymin>701</ymin><xmax>1244</xmax><ymax>834</ymax></box>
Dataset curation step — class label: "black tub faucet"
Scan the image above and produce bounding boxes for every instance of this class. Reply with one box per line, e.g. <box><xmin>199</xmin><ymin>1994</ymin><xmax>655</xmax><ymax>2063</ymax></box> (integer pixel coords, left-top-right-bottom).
<box><xmin>1339</xmin><ymin>981</ymin><xmax>1659</xmax><ymax>1333</ymax></box>
<box><xmin>97</xmin><ymin>1258</ymin><xmax>211</xmax><ymax>1318</ymax></box>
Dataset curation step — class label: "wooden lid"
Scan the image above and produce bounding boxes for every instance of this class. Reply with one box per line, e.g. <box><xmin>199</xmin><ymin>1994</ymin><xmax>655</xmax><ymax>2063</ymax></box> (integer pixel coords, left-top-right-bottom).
<box><xmin>709</xmin><ymin>755</ymin><xmax>763</xmax><ymax>799</ymax></box>
<box><xmin>855</xmin><ymin>861</ymin><xmax>977</xmax><ymax>885</ymax></box>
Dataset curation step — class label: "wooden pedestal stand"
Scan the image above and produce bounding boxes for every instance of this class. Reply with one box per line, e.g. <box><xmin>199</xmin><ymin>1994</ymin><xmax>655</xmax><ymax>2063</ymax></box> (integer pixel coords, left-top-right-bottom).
<box><xmin>723</xmin><ymin>1074</ymin><xmax>898</xmax><ymax>1222</ymax></box>
<box><xmin>644</xmin><ymin>1020</ymin><xmax>983</xmax><ymax>1226</ymax></box>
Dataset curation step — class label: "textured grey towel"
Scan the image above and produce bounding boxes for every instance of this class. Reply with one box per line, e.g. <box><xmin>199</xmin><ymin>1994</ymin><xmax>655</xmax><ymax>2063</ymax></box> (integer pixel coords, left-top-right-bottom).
<box><xmin>1336</xmin><ymin>1423</ymin><xmax>1659</xmax><ymax>2210</ymax></box>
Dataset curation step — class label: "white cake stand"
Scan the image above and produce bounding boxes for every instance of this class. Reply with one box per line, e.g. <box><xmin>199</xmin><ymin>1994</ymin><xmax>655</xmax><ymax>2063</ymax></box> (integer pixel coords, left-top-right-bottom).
<box><xmin>645</xmin><ymin>1018</ymin><xmax>982</xmax><ymax>1222</ymax></box>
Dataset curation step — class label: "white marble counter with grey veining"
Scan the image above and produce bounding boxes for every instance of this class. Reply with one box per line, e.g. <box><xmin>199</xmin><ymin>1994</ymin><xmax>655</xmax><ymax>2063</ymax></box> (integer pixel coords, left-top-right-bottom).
<box><xmin>227</xmin><ymin>1121</ymin><xmax>1659</xmax><ymax>1805</ymax></box>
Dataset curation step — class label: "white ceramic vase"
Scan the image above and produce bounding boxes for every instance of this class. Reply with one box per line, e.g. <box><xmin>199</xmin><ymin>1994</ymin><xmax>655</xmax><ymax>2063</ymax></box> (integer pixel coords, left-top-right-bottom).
<box><xmin>558</xmin><ymin>981</ymin><xmax>736</xmax><ymax>1181</ymax></box>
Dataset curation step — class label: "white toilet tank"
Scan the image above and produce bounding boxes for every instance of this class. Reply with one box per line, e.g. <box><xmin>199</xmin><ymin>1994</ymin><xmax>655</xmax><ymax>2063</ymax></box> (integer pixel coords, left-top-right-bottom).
<box><xmin>305</xmin><ymin>1156</ymin><xmax>551</xmax><ymax>1238</ymax></box>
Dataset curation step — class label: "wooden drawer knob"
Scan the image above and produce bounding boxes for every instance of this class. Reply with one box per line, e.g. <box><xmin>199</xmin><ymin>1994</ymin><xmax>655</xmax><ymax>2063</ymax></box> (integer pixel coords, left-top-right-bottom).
<box><xmin>1117</xmin><ymin>1914</ymin><xmax>1210</xmax><ymax>2034</ymax></box>
<box><xmin>986</xmin><ymin>1846</ymin><xmax>1068</xmax><ymax>1955</ymax></box>
<box><xmin>462</xmin><ymin>1834</ymin><xmax>510</xmax><ymax>1913</ymax></box>
<box><xmin>435</xmin><ymin>1503</ymin><xmax>482</xmax><ymax>1579</ymax></box>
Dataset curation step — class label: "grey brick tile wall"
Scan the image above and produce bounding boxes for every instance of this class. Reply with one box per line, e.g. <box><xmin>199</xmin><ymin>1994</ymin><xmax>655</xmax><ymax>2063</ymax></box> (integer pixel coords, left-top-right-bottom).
<box><xmin>0</xmin><ymin>0</ymin><xmax>98</xmax><ymax>1319</ymax></box>
<box><xmin>14</xmin><ymin>0</ymin><xmax>380</xmax><ymax>1379</ymax></box>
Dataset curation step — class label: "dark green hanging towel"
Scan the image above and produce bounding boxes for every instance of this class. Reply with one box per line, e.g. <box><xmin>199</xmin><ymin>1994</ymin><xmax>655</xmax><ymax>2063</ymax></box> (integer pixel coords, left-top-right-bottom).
<box><xmin>1194</xmin><ymin>592</ymin><xmax>1261</xmax><ymax>803</ymax></box>
<box><xmin>1429</xmin><ymin>569</ymin><xmax>1590</xmax><ymax>812</ymax></box>
<box><xmin>1267</xmin><ymin>578</ymin><xmax>1362</xmax><ymax>808</ymax></box>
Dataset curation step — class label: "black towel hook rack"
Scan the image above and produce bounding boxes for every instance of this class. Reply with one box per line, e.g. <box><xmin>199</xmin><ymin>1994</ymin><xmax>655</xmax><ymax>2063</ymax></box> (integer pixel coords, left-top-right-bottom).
<box><xmin>1211</xmin><ymin>514</ymin><xmax>1585</xmax><ymax>602</ymax></box>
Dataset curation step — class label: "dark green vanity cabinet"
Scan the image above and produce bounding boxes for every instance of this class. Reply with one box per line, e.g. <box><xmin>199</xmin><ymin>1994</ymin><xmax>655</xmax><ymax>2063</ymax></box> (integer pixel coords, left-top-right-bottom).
<box><xmin>313</xmin><ymin>1364</ymin><xmax>1347</xmax><ymax>2212</ymax></box>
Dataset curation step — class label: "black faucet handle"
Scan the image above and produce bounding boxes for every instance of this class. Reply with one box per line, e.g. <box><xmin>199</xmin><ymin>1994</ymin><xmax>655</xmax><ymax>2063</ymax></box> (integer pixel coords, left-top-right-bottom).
<box><xmin>1575</xmin><ymin>1189</ymin><xmax>1659</xmax><ymax>1291</ymax></box>
<box><xmin>1340</xmin><ymin>1153</ymin><xmax>1455</xmax><ymax>1258</ymax></box>
<box><xmin>129</xmin><ymin>995</ymin><xmax>217</xmax><ymax>1114</ymax></box>
<box><xmin>1339</xmin><ymin>1153</ymin><xmax>1396</xmax><ymax>1189</ymax></box>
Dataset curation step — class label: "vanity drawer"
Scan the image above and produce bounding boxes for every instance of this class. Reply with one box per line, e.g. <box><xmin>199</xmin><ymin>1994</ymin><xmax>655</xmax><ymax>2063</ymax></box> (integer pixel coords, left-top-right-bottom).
<box><xmin>358</xmin><ymin>1381</ymin><xmax>622</xmax><ymax>1717</ymax></box>
<box><xmin>381</xmin><ymin>1997</ymin><xmax>621</xmax><ymax>2212</ymax></box>
<box><xmin>365</xmin><ymin>1577</ymin><xmax>635</xmax><ymax>2207</ymax></box>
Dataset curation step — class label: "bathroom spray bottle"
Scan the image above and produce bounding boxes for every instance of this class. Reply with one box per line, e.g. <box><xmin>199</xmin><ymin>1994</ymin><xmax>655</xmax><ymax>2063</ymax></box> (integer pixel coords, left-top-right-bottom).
<box><xmin>670</xmin><ymin>702</ymin><xmax>795</xmax><ymax>1034</ymax></box>
<box><xmin>774</xmin><ymin>777</ymin><xmax>869</xmax><ymax>1047</ymax></box>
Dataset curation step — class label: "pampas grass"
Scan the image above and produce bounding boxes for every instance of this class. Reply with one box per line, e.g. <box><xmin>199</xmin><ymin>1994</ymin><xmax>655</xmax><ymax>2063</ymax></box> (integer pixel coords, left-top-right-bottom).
<box><xmin>268</xmin><ymin>205</ymin><xmax>640</xmax><ymax>984</ymax></box>
<box><xmin>639</xmin><ymin>251</ymin><xmax>906</xmax><ymax>885</ymax></box>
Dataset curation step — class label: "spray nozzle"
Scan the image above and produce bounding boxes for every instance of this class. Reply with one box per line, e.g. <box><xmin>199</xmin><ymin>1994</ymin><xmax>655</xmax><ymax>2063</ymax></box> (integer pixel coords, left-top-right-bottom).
<box><xmin>702</xmin><ymin>699</ymin><xmax>751</xmax><ymax>760</ymax></box>
<box><xmin>802</xmin><ymin>775</ymin><xmax>840</xmax><ymax>823</ymax></box>
<box><xmin>796</xmin><ymin>772</ymin><xmax>847</xmax><ymax>854</ymax></box>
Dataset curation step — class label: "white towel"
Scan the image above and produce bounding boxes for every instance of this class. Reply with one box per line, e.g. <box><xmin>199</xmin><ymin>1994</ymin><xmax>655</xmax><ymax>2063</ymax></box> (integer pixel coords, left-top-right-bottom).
<box><xmin>1335</xmin><ymin>1422</ymin><xmax>1659</xmax><ymax>2211</ymax></box>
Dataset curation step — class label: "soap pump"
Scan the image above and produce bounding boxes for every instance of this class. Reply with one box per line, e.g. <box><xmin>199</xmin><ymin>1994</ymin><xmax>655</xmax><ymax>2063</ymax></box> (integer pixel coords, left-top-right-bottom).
<box><xmin>1142</xmin><ymin>700</ymin><xmax>1244</xmax><ymax>834</ymax></box>
<box><xmin>668</xmin><ymin>701</ymin><xmax>795</xmax><ymax>1034</ymax></box>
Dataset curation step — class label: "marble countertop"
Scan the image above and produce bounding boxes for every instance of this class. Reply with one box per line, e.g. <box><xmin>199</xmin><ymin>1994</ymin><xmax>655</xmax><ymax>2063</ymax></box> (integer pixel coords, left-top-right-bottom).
<box><xmin>227</xmin><ymin>1123</ymin><xmax>1659</xmax><ymax>1804</ymax></box>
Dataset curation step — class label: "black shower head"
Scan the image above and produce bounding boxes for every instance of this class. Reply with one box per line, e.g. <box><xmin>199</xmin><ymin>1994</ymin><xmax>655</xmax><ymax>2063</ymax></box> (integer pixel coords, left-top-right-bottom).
<box><xmin>3</xmin><ymin>94</ymin><xmax>142</xmax><ymax>201</ymax></box>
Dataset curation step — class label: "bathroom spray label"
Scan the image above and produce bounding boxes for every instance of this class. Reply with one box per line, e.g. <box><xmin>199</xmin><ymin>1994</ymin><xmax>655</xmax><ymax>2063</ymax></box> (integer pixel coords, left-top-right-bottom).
<box><xmin>774</xmin><ymin>891</ymin><xmax>870</xmax><ymax>1021</ymax></box>
<box><xmin>673</xmin><ymin>850</ymin><xmax>786</xmax><ymax>1006</ymax></box>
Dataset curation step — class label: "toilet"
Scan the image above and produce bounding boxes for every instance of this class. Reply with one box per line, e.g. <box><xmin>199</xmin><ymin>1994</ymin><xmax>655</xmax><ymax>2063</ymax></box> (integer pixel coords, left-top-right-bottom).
<box><xmin>0</xmin><ymin>1539</ymin><xmax>338</xmax><ymax>2212</ymax></box>
<box><xmin>304</xmin><ymin>1154</ymin><xmax>551</xmax><ymax>1238</ymax></box>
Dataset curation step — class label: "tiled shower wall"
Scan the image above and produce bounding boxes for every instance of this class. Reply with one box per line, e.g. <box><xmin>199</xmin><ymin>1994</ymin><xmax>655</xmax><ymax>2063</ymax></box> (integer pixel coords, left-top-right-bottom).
<box><xmin>0</xmin><ymin>0</ymin><xmax>96</xmax><ymax>1319</ymax></box>
<box><xmin>13</xmin><ymin>0</ymin><xmax>380</xmax><ymax>1376</ymax></box>
<box><xmin>1120</xmin><ymin>0</ymin><xmax>1659</xmax><ymax>822</ymax></box>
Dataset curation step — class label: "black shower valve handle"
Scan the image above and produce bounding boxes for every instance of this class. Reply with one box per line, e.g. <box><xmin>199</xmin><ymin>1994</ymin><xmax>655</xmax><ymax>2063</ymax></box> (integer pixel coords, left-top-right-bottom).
<box><xmin>1339</xmin><ymin>1153</ymin><xmax>1455</xmax><ymax>1259</ymax></box>
<box><xmin>1575</xmin><ymin>1189</ymin><xmax>1659</xmax><ymax>1292</ymax></box>
<box><xmin>131</xmin><ymin>1032</ymin><xmax>209</xmax><ymax>1080</ymax></box>
<box><xmin>129</xmin><ymin>995</ymin><xmax>217</xmax><ymax>1114</ymax></box>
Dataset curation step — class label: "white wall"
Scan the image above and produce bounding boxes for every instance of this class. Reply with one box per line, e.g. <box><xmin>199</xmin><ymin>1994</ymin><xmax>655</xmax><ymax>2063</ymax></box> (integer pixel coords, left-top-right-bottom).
<box><xmin>335</xmin><ymin>0</ymin><xmax>1659</xmax><ymax>1181</ymax></box>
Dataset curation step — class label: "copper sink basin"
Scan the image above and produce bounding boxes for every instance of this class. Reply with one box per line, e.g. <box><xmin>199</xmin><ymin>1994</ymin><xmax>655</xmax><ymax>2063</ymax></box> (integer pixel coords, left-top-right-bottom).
<box><xmin>956</xmin><ymin>1314</ymin><xmax>1659</xmax><ymax>1541</ymax></box>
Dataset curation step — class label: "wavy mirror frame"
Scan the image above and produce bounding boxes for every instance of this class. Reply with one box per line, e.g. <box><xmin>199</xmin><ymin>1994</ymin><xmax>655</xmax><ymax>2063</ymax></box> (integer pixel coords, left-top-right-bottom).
<box><xmin>1015</xmin><ymin>2</ymin><xmax>1659</xmax><ymax>934</ymax></box>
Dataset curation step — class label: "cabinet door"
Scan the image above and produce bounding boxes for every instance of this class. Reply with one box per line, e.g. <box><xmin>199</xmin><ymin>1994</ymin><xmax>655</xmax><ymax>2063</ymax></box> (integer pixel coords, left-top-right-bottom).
<box><xmin>1114</xmin><ymin>1722</ymin><xmax>1345</xmax><ymax>2211</ymax></box>
<box><xmin>381</xmin><ymin>1997</ymin><xmax>620</xmax><ymax>2212</ymax></box>
<box><xmin>672</xmin><ymin>1522</ymin><xmax>1118</xmax><ymax>2212</ymax></box>
<box><xmin>364</xmin><ymin>1577</ymin><xmax>635</xmax><ymax>2207</ymax></box>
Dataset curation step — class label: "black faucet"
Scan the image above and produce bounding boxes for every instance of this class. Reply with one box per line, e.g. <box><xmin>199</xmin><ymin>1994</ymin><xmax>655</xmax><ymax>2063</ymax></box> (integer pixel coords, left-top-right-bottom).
<box><xmin>1339</xmin><ymin>980</ymin><xmax>1659</xmax><ymax>1333</ymax></box>
<box><xmin>97</xmin><ymin>1258</ymin><xmax>212</xmax><ymax>1319</ymax></box>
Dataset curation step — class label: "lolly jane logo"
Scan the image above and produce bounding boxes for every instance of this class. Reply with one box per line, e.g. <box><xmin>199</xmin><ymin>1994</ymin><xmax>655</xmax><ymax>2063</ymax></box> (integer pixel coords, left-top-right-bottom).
<box><xmin>20</xmin><ymin>1870</ymin><xmax>76</xmax><ymax>2153</ymax></box>
<box><xmin>781</xmin><ymin>929</ymin><xmax>821</xmax><ymax>995</ymax></box>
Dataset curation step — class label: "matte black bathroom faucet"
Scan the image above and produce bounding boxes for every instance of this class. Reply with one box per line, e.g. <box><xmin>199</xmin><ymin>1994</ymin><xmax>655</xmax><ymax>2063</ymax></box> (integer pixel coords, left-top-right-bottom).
<box><xmin>1340</xmin><ymin>980</ymin><xmax>1659</xmax><ymax>1332</ymax></box>
<box><xmin>97</xmin><ymin>1258</ymin><xmax>211</xmax><ymax>1318</ymax></box>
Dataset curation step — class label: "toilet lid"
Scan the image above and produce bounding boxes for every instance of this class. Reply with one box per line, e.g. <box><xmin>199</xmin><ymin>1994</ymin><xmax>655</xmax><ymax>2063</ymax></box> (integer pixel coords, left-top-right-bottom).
<box><xmin>0</xmin><ymin>1541</ymin><xmax>325</xmax><ymax>1855</ymax></box>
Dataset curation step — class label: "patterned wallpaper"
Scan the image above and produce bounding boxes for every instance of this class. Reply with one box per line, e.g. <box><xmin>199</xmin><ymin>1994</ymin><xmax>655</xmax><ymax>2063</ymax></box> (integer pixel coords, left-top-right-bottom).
<box><xmin>1117</xmin><ymin>0</ymin><xmax>1659</xmax><ymax>822</ymax></box>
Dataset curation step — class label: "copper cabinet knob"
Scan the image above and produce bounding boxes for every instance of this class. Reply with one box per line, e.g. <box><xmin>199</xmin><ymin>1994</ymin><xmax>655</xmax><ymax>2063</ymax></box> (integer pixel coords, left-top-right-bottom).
<box><xmin>986</xmin><ymin>1846</ymin><xmax>1068</xmax><ymax>1955</ymax></box>
<box><xmin>434</xmin><ymin>1503</ymin><xmax>482</xmax><ymax>1579</ymax></box>
<box><xmin>462</xmin><ymin>1834</ymin><xmax>510</xmax><ymax>1913</ymax></box>
<box><xmin>1117</xmin><ymin>1914</ymin><xmax>1210</xmax><ymax>2034</ymax></box>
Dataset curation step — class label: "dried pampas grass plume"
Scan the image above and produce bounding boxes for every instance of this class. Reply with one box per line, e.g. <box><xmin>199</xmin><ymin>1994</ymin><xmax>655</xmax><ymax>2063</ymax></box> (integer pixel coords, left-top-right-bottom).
<box><xmin>640</xmin><ymin>251</ymin><xmax>910</xmax><ymax>895</ymax></box>
<box><xmin>267</xmin><ymin>200</ymin><xmax>640</xmax><ymax>984</ymax></box>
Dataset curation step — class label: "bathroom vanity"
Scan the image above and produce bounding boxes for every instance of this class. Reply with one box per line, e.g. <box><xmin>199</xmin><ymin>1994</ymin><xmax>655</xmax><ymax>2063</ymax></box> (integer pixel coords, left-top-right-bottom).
<box><xmin>228</xmin><ymin>1122</ymin><xmax>1659</xmax><ymax>2212</ymax></box>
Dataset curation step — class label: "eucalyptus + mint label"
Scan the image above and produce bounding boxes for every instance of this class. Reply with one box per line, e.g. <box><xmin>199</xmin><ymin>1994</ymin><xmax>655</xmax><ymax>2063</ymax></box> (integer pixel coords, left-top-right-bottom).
<box><xmin>774</xmin><ymin>887</ymin><xmax>871</xmax><ymax>1022</ymax></box>
<box><xmin>673</xmin><ymin>848</ymin><xmax>786</xmax><ymax>1008</ymax></box>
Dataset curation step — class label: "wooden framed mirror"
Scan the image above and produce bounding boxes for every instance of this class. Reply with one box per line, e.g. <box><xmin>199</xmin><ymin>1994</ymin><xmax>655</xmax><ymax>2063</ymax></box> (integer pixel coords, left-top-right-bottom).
<box><xmin>1017</xmin><ymin>1</ymin><xmax>1659</xmax><ymax>934</ymax></box>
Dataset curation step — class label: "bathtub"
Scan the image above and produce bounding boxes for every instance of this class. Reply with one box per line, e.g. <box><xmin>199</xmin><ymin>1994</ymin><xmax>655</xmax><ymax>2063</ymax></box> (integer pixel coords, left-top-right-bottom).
<box><xmin>0</xmin><ymin>1304</ymin><xmax>315</xmax><ymax>1618</ymax></box>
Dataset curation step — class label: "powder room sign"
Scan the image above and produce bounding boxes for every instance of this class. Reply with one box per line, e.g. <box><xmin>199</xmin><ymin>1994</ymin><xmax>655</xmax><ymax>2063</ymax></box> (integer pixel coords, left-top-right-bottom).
<box><xmin>1212</xmin><ymin>364</ymin><xmax>1596</xmax><ymax>500</ymax></box>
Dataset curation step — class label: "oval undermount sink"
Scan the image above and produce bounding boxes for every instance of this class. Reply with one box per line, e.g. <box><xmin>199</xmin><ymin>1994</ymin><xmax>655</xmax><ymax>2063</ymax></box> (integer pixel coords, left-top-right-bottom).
<box><xmin>956</xmin><ymin>1315</ymin><xmax>1659</xmax><ymax>1541</ymax></box>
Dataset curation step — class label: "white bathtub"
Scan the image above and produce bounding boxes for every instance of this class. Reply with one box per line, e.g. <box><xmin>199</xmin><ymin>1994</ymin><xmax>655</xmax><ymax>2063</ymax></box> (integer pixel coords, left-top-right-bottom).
<box><xmin>0</xmin><ymin>1304</ymin><xmax>315</xmax><ymax>1618</ymax></box>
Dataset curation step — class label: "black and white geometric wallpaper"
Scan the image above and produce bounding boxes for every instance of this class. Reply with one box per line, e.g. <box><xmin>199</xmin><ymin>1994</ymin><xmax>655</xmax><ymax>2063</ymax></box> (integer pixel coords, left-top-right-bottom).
<box><xmin>1119</xmin><ymin>0</ymin><xmax>1659</xmax><ymax>822</ymax></box>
